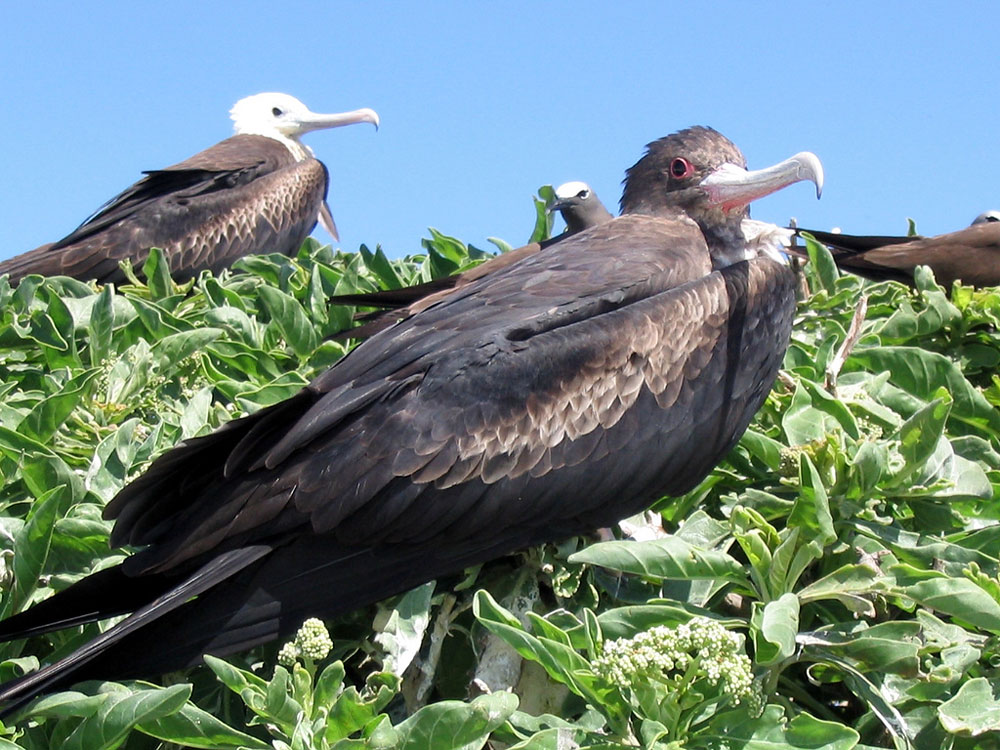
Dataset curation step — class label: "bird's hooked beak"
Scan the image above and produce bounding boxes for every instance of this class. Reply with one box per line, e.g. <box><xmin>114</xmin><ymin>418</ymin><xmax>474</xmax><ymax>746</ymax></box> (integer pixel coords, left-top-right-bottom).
<box><xmin>297</xmin><ymin>107</ymin><xmax>380</xmax><ymax>134</ymax></box>
<box><xmin>700</xmin><ymin>152</ymin><xmax>824</xmax><ymax>213</ymax></box>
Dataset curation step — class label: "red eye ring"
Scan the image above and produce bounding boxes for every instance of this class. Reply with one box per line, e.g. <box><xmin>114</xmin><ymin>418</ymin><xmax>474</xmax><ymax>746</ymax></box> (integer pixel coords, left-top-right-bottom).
<box><xmin>670</xmin><ymin>157</ymin><xmax>694</xmax><ymax>179</ymax></box>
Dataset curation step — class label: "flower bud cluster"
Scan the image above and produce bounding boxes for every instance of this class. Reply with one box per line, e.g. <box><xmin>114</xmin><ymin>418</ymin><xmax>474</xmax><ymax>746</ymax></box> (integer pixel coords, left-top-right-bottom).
<box><xmin>278</xmin><ymin>617</ymin><xmax>333</xmax><ymax>666</ymax></box>
<box><xmin>593</xmin><ymin>617</ymin><xmax>758</xmax><ymax>706</ymax></box>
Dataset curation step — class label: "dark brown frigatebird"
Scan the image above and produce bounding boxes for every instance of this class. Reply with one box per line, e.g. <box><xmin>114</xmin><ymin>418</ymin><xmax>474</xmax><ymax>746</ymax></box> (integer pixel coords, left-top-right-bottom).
<box><xmin>794</xmin><ymin>212</ymin><xmax>1000</xmax><ymax>288</ymax></box>
<box><xmin>329</xmin><ymin>180</ymin><xmax>616</xmax><ymax>339</ymax></box>
<box><xmin>0</xmin><ymin>127</ymin><xmax>822</xmax><ymax>712</ymax></box>
<box><xmin>0</xmin><ymin>93</ymin><xmax>379</xmax><ymax>286</ymax></box>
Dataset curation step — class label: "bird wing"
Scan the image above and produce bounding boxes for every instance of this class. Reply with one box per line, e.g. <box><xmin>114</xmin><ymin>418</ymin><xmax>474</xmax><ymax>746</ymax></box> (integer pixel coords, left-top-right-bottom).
<box><xmin>50</xmin><ymin>135</ymin><xmax>296</xmax><ymax>250</ymax></box>
<box><xmin>327</xmin><ymin>241</ymin><xmax>545</xmax><ymax>338</ymax></box>
<box><xmin>106</xmin><ymin>214</ymin><xmax>793</xmax><ymax>573</ymax></box>
<box><xmin>0</xmin><ymin>136</ymin><xmax>325</xmax><ymax>284</ymax></box>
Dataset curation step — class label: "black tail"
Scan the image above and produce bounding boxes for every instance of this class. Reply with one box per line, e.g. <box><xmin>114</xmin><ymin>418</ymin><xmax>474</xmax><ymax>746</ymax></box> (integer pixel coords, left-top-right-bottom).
<box><xmin>0</xmin><ymin>533</ymin><xmax>517</xmax><ymax>717</ymax></box>
<box><xmin>794</xmin><ymin>228</ymin><xmax>918</xmax><ymax>256</ymax></box>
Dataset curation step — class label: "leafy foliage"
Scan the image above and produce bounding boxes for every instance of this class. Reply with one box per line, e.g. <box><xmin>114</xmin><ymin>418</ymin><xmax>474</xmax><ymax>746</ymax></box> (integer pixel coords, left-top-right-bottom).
<box><xmin>1</xmin><ymin>218</ymin><xmax>999</xmax><ymax>748</ymax></box>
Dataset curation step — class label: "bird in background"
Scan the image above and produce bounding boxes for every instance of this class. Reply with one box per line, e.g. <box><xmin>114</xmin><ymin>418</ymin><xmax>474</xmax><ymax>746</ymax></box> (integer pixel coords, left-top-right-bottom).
<box><xmin>0</xmin><ymin>127</ymin><xmax>822</xmax><ymax>714</ymax></box>
<box><xmin>329</xmin><ymin>180</ymin><xmax>616</xmax><ymax>339</ymax></box>
<box><xmin>0</xmin><ymin>93</ymin><xmax>378</xmax><ymax>286</ymax></box>
<box><xmin>548</xmin><ymin>180</ymin><xmax>615</xmax><ymax>233</ymax></box>
<box><xmin>792</xmin><ymin>211</ymin><xmax>1000</xmax><ymax>288</ymax></box>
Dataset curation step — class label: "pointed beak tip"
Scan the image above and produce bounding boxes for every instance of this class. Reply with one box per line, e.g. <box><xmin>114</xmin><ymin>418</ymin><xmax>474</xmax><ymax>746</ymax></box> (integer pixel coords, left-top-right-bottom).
<box><xmin>793</xmin><ymin>151</ymin><xmax>824</xmax><ymax>200</ymax></box>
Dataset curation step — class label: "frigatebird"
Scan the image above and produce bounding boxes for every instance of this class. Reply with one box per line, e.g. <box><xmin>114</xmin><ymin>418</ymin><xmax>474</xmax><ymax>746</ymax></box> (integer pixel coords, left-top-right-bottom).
<box><xmin>0</xmin><ymin>93</ymin><xmax>378</xmax><ymax>285</ymax></box>
<box><xmin>329</xmin><ymin>180</ymin><xmax>616</xmax><ymax>339</ymax></box>
<box><xmin>795</xmin><ymin>214</ymin><xmax>1000</xmax><ymax>288</ymax></box>
<box><xmin>0</xmin><ymin>127</ymin><xmax>822</xmax><ymax>712</ymax></box>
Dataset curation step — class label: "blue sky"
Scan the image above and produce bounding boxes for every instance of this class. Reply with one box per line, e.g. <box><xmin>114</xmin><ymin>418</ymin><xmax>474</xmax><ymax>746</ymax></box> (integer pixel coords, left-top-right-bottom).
<box><xmin>2</xmin><ymin>2</ymin><xmax>997</xmax><ymax>263</ymax></box>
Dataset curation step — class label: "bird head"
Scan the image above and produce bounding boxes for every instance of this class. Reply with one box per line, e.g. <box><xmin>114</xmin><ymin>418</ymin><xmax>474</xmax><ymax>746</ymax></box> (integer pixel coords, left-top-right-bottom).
<box><xmin>549</xmin><ymin>181</ymin><xmax>613</xmax><ymax>234</ymax></box>
<box><xmin>551</xmin><ymin>181</ymin><xmax>595</xmax><ymax>210</ymax></box>
<box><xmin>620</xmin><ymin>127</ymin><xmax>822</xmax><ymax>265</ymax></box>
<box><xmin>230</xmin><ymin>93</ymin><xmax>379</xmax><ymax>144</ymax></box>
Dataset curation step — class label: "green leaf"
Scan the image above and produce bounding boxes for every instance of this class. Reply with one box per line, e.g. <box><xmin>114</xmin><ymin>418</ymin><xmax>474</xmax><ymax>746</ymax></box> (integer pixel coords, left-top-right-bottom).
<box><xmin>797</xmin><ymin>564</ymin><xmax>887</xmax><ymax>616</ymax></box>
<box><xmin>474</xmin><ymin>591</ymin><xmax>628</xmax><ymax>731</ymax></box>
<box><xmin>895</xmin><ymin>571</ymin><xmax>1000</xmax><ymax>635</ymax></box>
<box><xmin>801</xmin><ymin>233</ymin><xmax>840</xmax><ymax>295</ymax></box>
<box><xmin>359</xmin><ymin>244</ymin><xmax>404</xmax><ymax>289</ymax></box>
<box><xmin>52</xmin><ymin>684</ymin><xmax>192</xmax><ymax>750</ymax></box>
<box><xmin>739</xmin><ymin>428</ymin><xmax>785</xmax><ymax>470</ymax></box>
<box><xmin>893</xmin><ymin>388</ymin><xmax>952</xmax><ymax>483</ymax></box>
<box><xmin>938</xmin><ymin>677</ymin><xmax>1000</xmax><ymax>736</ymax></box>
<box><xmin>569</xmin><ymin>536</ymin><xmax>749</xmax><ymax>585</ymax></box>
<box><xmin>849</xmin><ymin>346</ymin><xmax>1000</xmax><ymax>438</ymax></box>
<box><xmin>790</xmin><ymin>455</ymin><xmax>834</xmax><ymax>540</ymax></box>
<box><xmin>258</xmin><ymin>285</ymin><xmax>319</xmax><ymax>358</ymax></box>
<box><xmin>801</xmin><ymin>622</ymin><xmax>921</xmax><ymax>677</ymax></box>
<box><xmin>392</xmin><ymin>692</ymin><xmax>518</xmax><ymax>750</ymax></box>
<box><xmin>21</xmin><ymin>368</ymin><xmax>100</xmax><ymax>443</ymax></box>
<box><xmin>325</xmin><ymin>671</ymin><xmax>400</xmax><ymax>743</ymax></box>
<box><xmin>6</xmin><ymin>485</ymin><xmax>64</xmax><ymax>617</ymax></box>
<box><xmin>374</xmin><ymin>581</ymin><xmax>434</xmax><ymax>676</ymax></box>
<box><xmin>151</xmin><ymin>328</ymin><xmax>223</xmax><ymax>373</ymax></box>
<box><xmin>705</xmin><ymin>704</ymin><xmax>859</xmax><ymax>749</ymax></box>
<box><xmin>528</xmin><ymin>186</ymin><xmax>555</xmax><ymax>244</ymax></box>
<box><xmin>137</xmin><ymin>698</ymin><xmax>271</xmax><ymax>749</ymax></box>
<box><xmin>752</xmin><ymin>593</ymin><xmax>799</xmax><ymax>665</ymax></box>
<box><xmin>142</xmin><ymin>247</ymin><xmax>176</xmax><ymax>299</ymax></box>
<box><xmin>88</xmin><ymin>284</ymin><xmax>114</xmax><ymax>365</ymax></box>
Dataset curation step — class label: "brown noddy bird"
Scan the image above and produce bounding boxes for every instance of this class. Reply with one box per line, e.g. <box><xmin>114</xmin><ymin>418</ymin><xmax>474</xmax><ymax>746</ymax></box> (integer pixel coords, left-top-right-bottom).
<box><xmin>549</xmin><ymin>180</ymin><xmax>615</xmax><ymax>233</ymax></box>
<box><xmin>0</xmin><ymin>93</ymin><xmax>378</xmax><ymax>285</ymax></box>
<box><xmin>0</xmin><ymin>127</ymin><xmax>821</xmax><ymax>713</ymax></box>
<box><xmin>794</xmin><ymin>212</ymin><xmax>1000</xmax><ymax>287</ymax></box>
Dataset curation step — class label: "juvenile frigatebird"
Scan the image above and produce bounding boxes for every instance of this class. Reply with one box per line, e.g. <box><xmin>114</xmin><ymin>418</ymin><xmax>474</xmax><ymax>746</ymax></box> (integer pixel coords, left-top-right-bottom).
<box><xmin>329</xmin><ymin>180</ymin><xmax>616</xmax><ymax>339</ymax></box>
<box><xmin>0</xmin><ymin>93</ymin><xmax>379</xmax><ymax>285</ymax></box>
<box><xmin>0</xmin><ymin>127</ymin><xmax>822</xmax><ymax>712</ymax></box>
<box><xmin>794</xmin><ymin>214</ymin><xmax>1000</xmax><ymax>288</ymax></box>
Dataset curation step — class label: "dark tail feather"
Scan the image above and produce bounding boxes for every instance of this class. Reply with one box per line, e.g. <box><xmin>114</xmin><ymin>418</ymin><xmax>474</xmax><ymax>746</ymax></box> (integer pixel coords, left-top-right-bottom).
<box><xmin>0</xmin><ymin>566</ymin><xmax>176</xmax><ymax>642</ymax></box>
<box><xmin>794</xmin><ymin>228</ymin><xmax>918</xmax><ymax>255</ymax></box>
<box><xmin>0</xmin><ymin>533</ymin><xmax>521</xmax><ymax>717</ymax></box>
<box><xmin>0</xmin><ymin>546</ymin><xmax>271</xmax><ymax>717</ymax></box>
<box><xmin>329</xmin><ymin>310</ymin><xmax>407</xmax><ymax>341</ymax></box>
<box><xmin>329</xmin><ymin>277</ymin><xmax>457</xmax><ymax>310</ymax></box>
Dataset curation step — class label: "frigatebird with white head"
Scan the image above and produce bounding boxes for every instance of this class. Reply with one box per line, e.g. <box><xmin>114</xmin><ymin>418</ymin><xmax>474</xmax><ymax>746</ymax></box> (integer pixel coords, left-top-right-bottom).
<box><xmin>0</xmin><ymin>93</ymin><xmax>379</xmax><ymax>285</ymax></box>
<box><xmin>0</xmin><ymin>127</ymin><xmax>822</xmax><ymax>714</ymax></box>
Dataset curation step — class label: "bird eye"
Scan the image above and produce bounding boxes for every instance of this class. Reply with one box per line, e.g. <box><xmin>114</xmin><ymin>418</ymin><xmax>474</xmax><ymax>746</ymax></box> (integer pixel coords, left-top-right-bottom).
<box><xmin>670</xmin><ymin>158</ymin><xmax>694</xmax><ymax>179</ymax></box>
<box><xmin>271</xmin><ymin>107</ymin><xmax>284</xmax><ymax>117</ymax></box>
<box><xmin>577</xmin><ymin>189</ymin><xmax>590</xmax><ymax>199</ymax></box>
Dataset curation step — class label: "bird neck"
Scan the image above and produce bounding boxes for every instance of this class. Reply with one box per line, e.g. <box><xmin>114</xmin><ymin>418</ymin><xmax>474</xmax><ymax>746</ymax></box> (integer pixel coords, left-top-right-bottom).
<box><xmin>235</xmin><ymin>128</ymin><xmax>312</xmax><ymax>162</ymax></box>
<box><xmin>699</xmin><ymin>217</ymin><xmax>751</xmax><ymax>269</ymax></box>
